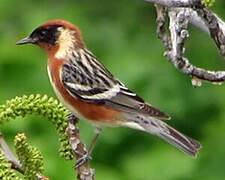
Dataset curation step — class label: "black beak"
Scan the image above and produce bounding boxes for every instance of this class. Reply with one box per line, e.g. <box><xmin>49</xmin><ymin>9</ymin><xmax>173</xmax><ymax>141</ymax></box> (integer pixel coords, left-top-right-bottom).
<box><xmin>16</xmin><ymin>36</ymin><xmax>36</xmax><ymax>45</ymax></box>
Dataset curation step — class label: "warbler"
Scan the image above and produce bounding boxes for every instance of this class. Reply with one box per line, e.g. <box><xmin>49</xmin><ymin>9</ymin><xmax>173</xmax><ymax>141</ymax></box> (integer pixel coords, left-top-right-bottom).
<box><xmin>16</xmin><ymin>20</ymin><xmax>201</xmax><ymax>160</ymax></box>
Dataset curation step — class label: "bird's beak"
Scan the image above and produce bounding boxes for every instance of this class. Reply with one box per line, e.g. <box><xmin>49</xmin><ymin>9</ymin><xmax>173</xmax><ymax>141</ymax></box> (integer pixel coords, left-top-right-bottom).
<box><xmin>16</xmin><ymin>36</ymin><xmax>36</xmax><ymax>45</ymax></box>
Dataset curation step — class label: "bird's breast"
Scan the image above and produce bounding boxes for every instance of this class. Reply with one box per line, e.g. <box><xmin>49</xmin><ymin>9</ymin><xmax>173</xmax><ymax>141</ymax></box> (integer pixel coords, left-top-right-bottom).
<box><xmin>47</xmin><ymin>57</ymin><xmax>123</xmax><ymax>125</ymax></box>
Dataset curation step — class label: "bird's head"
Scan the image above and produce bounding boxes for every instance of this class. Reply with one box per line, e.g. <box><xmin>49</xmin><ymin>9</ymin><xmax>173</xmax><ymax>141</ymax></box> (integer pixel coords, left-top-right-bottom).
<box><xmin>16</xmin><ymin>20</ymin><xmax>84</xmax><ymax>58</ymax></box>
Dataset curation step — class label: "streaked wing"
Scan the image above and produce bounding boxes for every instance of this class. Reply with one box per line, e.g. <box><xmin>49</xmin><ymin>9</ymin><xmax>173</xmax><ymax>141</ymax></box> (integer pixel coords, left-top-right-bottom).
<box><xmin>61</xmin><ymin>49</ymin><xmax>170</xmax><ymax>119</ymax></box>
<box><xmin>105</xmin><ymin>86</ymin><xmax>170</xmax><ymax>119</ymax></box>
<box><xmin>61</xmin><ymin>49</ymin><xmax>120</xmax><ymax>102</ymax></box>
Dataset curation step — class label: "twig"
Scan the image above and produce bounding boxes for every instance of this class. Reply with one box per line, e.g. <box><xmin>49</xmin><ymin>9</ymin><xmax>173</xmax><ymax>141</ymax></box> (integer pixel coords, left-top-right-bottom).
<box><xmin>0</xmin><ymin>131</ymin><xmax>23</xmax><ymax>174</ymax></box>
<box><xmin>151</xmin><ymin>1</ymin><xmax>225</xmax><ymax>86</ymax></box>
<box><xmin>147</xmin><ymin>0</ymin><xmax>225</xmax><ymax>54</ymax></box>
<box><xmin>155</xmin><ymin>5</ymin><xmax>172</xmax><ymax>50</ymax></box>
<box><xmin>145</xmin><ymin>0</ymin><xmax>193</xmax><ymax>7</ymax></box>
<box><xmin>66</xmin><ymin>113</ymin><xmax>95</xmax><ymax>180</ymax></box>
<box><xmin>193</xmin><ymin>2</ymin><xmax>225</xmax><ymax>56</ymax></box>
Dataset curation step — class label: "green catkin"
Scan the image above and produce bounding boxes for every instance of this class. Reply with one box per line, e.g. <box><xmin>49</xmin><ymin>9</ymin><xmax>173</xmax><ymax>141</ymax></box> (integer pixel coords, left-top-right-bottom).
<box><xmin>0</xmin><ymin>94</ymin><xmax>73</xmax><ymax>160</ymax></box>
<box><xmin>0</xmin><ymin>149</ymin><xmax>22</xmax><ymax>180</ymax></box>
<box><xmin>14</xmin><ymin>133</ymin><xmax>44</xmax><ymax>180</ymax></box>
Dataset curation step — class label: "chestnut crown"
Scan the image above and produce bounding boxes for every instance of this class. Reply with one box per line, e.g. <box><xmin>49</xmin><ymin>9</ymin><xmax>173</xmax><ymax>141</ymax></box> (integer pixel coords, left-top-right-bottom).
<box><xmin>16</xmin><ymin>20</ymin><xmax>83</xmax><ymax>47</ymax></box>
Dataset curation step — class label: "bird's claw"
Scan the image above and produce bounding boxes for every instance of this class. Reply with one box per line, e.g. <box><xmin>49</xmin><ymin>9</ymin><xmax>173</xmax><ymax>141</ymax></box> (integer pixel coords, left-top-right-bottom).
<box><xmin>75</xmin><ymin>153</ymin><xmax>92</xmax><ymax>168</ymax></box>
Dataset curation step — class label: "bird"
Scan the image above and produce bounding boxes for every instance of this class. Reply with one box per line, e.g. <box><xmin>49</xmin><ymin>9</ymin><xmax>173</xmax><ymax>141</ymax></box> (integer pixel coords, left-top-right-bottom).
<box><xmin>16</xmin><ymin>19</ymin><xmax>201</xmax><ymax>163</ymax></box>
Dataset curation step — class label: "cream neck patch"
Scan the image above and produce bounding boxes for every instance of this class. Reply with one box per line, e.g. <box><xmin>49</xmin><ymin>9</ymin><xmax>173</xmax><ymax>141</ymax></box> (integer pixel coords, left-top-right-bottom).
<box><xmin>55</xmin><ymin>27</ymin><xmax>76</xmax><ymax>59</ymax></box>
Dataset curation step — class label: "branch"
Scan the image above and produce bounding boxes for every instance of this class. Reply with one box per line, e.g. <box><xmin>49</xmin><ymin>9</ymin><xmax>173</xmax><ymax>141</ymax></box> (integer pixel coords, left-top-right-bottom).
<box><xmin>152</xmin><ymin>1</ymin><xmax>225</xmax><ymax>86</ymax></box>
<box><xmin>66</xmin><ymin>113</ymin><xmax>95</xmax><ymax>180</ymax></box>
<box><xmin>147</xmin><ymin>0</ymin><xmax>225</xmax><ymax>55</ymax></box>
<box><xmin>181</xmin><ymin>8</ymin><xmax>209</xmax><ymax>34</ymax></box>
<box><xmin>145</xmin><ymin>0</ymin><xmax>214</xmax><ymax>8</ymax></box>
<box><xmin>194</xmin><ymin>3</ymin><xmax>225</xmax><ymax>56</ymax></box>
<box><xmin>0</xmin><ymin>131</ymin><xmax>23</xmax><ymax>173</ymax></box>
<box><xmin>145</xmin><ymin>0</ymin><xmax>192</xmax><ymax>7</ymax></box>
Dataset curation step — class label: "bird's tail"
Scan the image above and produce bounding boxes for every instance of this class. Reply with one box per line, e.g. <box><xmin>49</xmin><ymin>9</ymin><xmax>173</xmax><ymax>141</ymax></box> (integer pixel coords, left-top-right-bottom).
<box><xmin>124</xmin><ymin>116</ymin><xmax>201</xmax><ymax>157</ymax></box>
<box><xmin>155</xmin><ymin>123</ymin><xmax>201</xmax><ymax>157</ymax></box>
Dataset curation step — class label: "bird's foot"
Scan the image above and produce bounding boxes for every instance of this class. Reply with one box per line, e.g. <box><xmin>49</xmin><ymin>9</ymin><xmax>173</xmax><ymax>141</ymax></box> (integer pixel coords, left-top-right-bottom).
<box><xmin>75</xmin><ymin>153</ymin><xmax>92</xmax><ymax>168</ymax></box>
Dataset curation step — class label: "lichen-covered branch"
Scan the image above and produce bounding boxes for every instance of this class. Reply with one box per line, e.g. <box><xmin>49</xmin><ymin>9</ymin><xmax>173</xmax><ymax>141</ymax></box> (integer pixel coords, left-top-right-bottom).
<box><xmin>145</xmin><ymin>0</ymin><xmax>192</xmax><ymax>7</ymax></box>
<box><xmin>168</xmin><ymin>7</ymin><xmax>225</xmax><ymax>85</ymax></box>
<box><xmin>148</xmin><ymin>1</ymin><xmax>225</xmax><ymax>86</ymax></box>
<box><xmin>146</xmin><ymin>0</ymin><xmax>225</xmax><ymax>50</ymax></box>
<box><xmin>66</xmin><ymin>113</ymin><xmax>95</xmax><ymax>180</ymax></box>
<box><xmin>193</xmin><ymin>3</ymin><xmax>225</xmax><ymax>56</ymax></box>
<box><xmin>145</xmin><ymin>0</ymin><xmax>215</xmax><ymax>8</ymax></box>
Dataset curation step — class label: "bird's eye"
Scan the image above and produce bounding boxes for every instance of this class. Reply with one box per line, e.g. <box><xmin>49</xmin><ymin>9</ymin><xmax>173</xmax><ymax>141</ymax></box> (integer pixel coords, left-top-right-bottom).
<box><xmin>39</xmin><ymin>30</ymin><xmax>47</xmax><ymax>39</ymax></box>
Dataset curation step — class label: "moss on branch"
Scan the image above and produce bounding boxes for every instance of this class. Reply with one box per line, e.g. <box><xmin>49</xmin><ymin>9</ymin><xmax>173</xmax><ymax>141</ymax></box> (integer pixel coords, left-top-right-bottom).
<box><xmin>201</xmin><ymin>0</ymin><xmax>215</xmax><ymax>7</ymax></box>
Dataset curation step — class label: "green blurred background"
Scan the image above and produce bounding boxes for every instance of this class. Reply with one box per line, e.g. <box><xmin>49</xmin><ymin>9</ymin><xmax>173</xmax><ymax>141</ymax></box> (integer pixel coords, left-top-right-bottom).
<box><xmin>0</xmin><ymin>0</ymin><xmax>225</xmax><ymax>179</ymax></box>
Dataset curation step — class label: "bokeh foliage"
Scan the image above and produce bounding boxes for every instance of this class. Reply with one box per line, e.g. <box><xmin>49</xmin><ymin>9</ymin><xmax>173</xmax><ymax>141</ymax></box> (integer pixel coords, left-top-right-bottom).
<box><xmin>0</xmin><ymin>0</ymin><xmax>225</xmax><ymax>179</ymax></box>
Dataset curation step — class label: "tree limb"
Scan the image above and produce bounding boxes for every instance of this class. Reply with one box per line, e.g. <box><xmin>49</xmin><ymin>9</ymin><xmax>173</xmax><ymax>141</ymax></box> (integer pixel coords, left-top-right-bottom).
<box><xmin>194</xmin><ymin>3</ymin><xmax>225</xmax><ymax>56</ymax></box>
<box><xmin>145</xmin><ymin>0</ymin><xmax>193</xmax><ymax>7</ymax></box>
<box><xmin>66</xmin><ymin>113</ymin><xmax>95</xmax><ymax>180</ymax></box>
<box><xmin>151</xmin><ymin>1</ymin><xmax>225</xmax><ymax>86</ymax></box>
